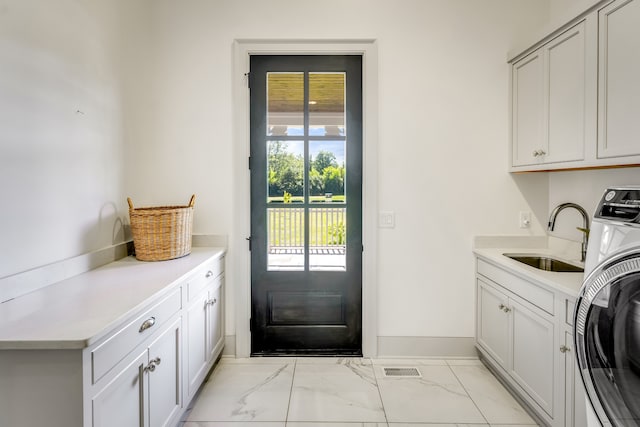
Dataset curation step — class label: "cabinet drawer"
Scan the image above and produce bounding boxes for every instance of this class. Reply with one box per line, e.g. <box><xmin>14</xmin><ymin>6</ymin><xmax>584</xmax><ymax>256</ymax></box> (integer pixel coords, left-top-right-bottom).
<box><xmin>477</xmin><ymin>259</ymin><xmax>554</xmax><ymax>315</ymax></box>
<box><xmin>91</xmin><ymin>287</ymin><xmax>182</xmax><ymax>384</ymax></box>
<box><xmin>187</xmin><ymin>257</ymin><xmax>223</xmax><ymax>302</ymax></box>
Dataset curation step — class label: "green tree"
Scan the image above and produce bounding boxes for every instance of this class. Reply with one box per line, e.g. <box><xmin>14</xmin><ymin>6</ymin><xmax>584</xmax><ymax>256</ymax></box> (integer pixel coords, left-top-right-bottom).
<box><xmin>322</xmin><ymin>165</ymin><xmax>344</xmax><ymax>195</ymax></box>
<box><xmin>268</xmin><ymin>141</ymin><xmax>304</xmax><ymax>197</ymax></box>
<box><xmin>312</xmin><ymin>150</ymin><xmax>338</xmax><ymax>172</ymax></box>
<box><xmin>309</xmin><ymin>168</ymin><xmax>324</xmax><ymax>195</ymax></box>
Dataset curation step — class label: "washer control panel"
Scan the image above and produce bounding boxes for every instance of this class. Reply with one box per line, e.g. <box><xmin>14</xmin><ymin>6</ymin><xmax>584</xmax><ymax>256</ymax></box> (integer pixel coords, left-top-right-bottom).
<box><xmin>596</xmin><ymin>187</ymin><xmax>640</xmax><ymax>222</ymax></box>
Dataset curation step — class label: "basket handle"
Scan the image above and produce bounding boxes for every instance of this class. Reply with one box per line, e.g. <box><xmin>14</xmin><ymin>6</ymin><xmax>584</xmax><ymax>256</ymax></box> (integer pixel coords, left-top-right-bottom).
<box><xmin>127</xmin><ymin>197</ymin><xmax>134</xmax><ymax>209</ymax></box>
<box><xmin>188</xmin><ymin>194</ymin><xmax>196</xmax><ymax>208</ymax></box>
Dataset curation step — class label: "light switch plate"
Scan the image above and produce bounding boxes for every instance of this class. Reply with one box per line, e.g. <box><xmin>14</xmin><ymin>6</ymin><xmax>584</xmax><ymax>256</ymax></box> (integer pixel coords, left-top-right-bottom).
<box><xmin>379</xmin><ymin>211</ymin><xmax>395</xmax><ymax>228</ymax></box>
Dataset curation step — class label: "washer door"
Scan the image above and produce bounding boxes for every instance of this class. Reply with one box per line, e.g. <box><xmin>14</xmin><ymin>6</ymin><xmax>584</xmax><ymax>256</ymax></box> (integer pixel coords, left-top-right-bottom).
<box><xmin>575</xmin><ymin>250</ymin><xmax>640</xmax><ymax>426</ymax></box>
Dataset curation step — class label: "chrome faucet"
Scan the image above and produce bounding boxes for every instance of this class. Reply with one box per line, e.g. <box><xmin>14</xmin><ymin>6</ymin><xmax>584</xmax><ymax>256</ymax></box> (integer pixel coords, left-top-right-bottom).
<box><xmin>548</xmin><ymin>203</ymin><xmax>590</xmax><ymax>262</ymax></box>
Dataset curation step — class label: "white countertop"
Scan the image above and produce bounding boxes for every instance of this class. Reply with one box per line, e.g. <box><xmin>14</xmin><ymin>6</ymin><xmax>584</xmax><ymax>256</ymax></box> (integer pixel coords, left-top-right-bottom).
<box><xmin>0</xmin><ymin>247</ymin><xmax>225</xmax><ymax>350</ymax></box>
<box><xmin>473</xmin><ymin>236</ymin><xmax>585</xmax><ymax>298</ymax></box>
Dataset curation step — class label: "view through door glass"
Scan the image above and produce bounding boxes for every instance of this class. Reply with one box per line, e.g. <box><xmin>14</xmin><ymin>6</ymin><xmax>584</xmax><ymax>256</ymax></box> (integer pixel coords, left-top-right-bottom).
<box><xmin>250</xmin><ymin>55</ymin><xmax>363</xmax><ymax>355</ymax></box>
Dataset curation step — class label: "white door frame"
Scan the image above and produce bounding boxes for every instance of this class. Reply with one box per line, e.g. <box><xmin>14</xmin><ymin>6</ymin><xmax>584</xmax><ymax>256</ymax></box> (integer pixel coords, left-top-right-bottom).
<box><xmin>231</xmin><ymin>39</ymin><xmax>379</xmax><ymax>358</ymax></box>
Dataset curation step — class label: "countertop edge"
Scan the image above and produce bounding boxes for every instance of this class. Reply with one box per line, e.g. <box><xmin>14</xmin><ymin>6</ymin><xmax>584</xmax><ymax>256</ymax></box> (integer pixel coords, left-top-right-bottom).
<box><xmin>0</xmin><ymin>247</ymin><xmax>226</xmax><ymax>350</ymax></box>
<box><xmin>474</xmin><ymin>247</ymin><xmax>585</xmax><ymax>298</ymax></box>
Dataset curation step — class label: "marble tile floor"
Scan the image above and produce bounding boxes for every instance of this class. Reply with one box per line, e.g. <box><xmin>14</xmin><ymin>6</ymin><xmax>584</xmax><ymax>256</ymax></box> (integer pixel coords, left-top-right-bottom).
<box><xmin>180</xmin><ymin>357</ymin><xmax>540</xmax><ymax>427</ymax></box>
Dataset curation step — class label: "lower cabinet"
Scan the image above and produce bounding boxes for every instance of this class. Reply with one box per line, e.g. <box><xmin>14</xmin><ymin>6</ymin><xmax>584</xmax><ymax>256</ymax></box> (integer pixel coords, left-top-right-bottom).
<box><xmin>476</xmin><ymin>277</ymin><xmax>554</xmax><ymax>417</ymax></box>
<box><xmin>510</xmin><ymin>298</ymin><xmax>554</xmax><ymax>415</ymax></box>
<box><xmin>0</xmin><ymin>250</ymin><xmax>226</xmax><ymax>427</ymax></box>
<box><xmin>92</xmin><ymin>317</ymin><xmax>182</xmax><ymax>427</ymax></box>
<box><xmin>477</xmin><ymin>279</ymin><xmax>510</xmax><ymax>367</ymax></box>
<box><xmin>186</xmin><ymin>274</ymin><xmax>224</xmax><ymax>398</ymax></box>
<box><xmin>475</xmin><ymin>258</ymin><xmax>584</xmax><ymax>427</ymax></box>
<box><xmin>563</xmin><ymin>329</ymin><xmax>587</xmax><ymax>427</ymax></box>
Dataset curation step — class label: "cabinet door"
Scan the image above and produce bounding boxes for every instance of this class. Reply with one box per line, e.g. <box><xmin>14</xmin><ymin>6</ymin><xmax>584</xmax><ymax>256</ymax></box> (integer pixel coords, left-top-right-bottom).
<box><xmin>148</xmin><ymin>318</ymin><xmax>182</xmax><ymax>427</ymax></box>
<box><xmin>186</xmin><ymin>289</ymin><xmax>209</xmax><ymax>398</ymax></box>
<box><xmin>207</xmin><ymin>283</ymin><xmax>223</xmax><ymax>359</ymax></box>
<box><xmin>512</xmin><ymin>51</ymin><xmax>545</xmax><ymax>166</ymax></box>
<box><xmin>510</xmin><ymin>299</ymin><xmax>555</xmax><ymax>417</ymax></box>
<box><xmin>564</xmin><ymin>331</ymin><xmax>587</xmax><ymax>427</ymax></box>
<box><xmin>477</xmin><ymin>278</ymin><xmax>510</xmax><ymax>367</ymax></box>
<box><xmin>545</xmin><ymin>21</ymin><xmax>586</xmax><ymax>163</ymax></box>
<box><xmin>598</xmin><ymin>0</ymin><xmax>640</xmax><ymax>158</ymax></box>
<box><xmin>92</xmin><ymin>350</ymin><xmax>148</xmax><ymax>427</ymax></box>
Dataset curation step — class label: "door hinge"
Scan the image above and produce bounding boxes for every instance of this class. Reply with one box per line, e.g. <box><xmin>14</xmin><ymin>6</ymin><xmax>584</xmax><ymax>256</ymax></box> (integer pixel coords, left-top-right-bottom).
<box><xmin>248</xmin><ymin>156</ymin><xmax>251</xmax><ymax>170</ymax></box>
<box><xmin>246</xmin><ymin>236</ymin><xmax>252</xmax><ymax>251</ymax></box>
<box><xmin>249</xmin><ymin>317</ymin><xmax>253</xmax><ymax>332</ymax></box>
<box><xmin>245</xmin><ymin>72</ymin><xmax>251</xmax><ymax>89</ymax></box>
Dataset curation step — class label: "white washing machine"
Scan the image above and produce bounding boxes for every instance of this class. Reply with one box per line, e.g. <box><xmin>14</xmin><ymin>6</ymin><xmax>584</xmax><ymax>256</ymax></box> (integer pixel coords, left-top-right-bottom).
<box><xmin>575</xmin><ymin>186</ymin><xmax>640</xmax><ymax>427</ymax></box>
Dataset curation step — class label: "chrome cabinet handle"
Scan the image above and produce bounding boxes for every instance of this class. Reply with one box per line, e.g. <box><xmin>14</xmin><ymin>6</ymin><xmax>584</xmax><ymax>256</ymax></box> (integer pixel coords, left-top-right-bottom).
<box><xmin>532</xmin><ymin>150</ymin><xmax>539</xmax><ymax>157</ymax></box>
<box><xmin>205</xmin><ymin>298</ymin><xmax>218</xmax><ymax>307</ymax></box>
<box><xmin>539</xmin><ymin>149</ymin><xmax>546</xmax><ymax>155</ymax></box>
<box><xmin>499</xmin><ymin>303</ymin><xmax>506</xmax><ymax>310</ymax></box>
<box><xmin>206</xmin><ymin>270</ymin><xmax>214</xmax><ymax>278</ymax></box>
<box><xmin>139</xmin><ymin>317</ymin><xmax>156</xmax><ymax>333</ymax></box>
<box><xmin>503</xmin><ymin>306</ymin><xmax>511</xmax><ymax>313</ymax></box>
<box><xmin>560</xmin><ymin>345</ymin><xmax>571</xmax><ymax>353</ymax></box>
<box><xmin>144</xmin><ymin>357</ymin><xmax>162</xmax><ymax>373</ymax></box>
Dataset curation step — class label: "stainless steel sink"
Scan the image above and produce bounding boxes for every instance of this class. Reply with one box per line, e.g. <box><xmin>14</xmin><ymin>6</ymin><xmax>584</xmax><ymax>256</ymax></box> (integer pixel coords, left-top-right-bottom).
<box><xmin>503</xmin><ymin>254</ymin><xmax>584</xmax><ymax>273</ymax></box>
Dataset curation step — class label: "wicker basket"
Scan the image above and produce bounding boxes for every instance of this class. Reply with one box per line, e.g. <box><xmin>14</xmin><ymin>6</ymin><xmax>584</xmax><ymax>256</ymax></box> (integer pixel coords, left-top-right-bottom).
<box><xmin>127</xmin><ymin>195</ymin><xmax>195</xmax><ymax>261</ymax></box>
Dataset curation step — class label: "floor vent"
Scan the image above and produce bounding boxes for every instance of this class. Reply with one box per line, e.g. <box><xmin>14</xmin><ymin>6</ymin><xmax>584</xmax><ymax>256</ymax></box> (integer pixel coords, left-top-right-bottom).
<box><xmin>383</xmin><ymin>367</ymin><xmax>421</xmax><ymax>378</ymax></box>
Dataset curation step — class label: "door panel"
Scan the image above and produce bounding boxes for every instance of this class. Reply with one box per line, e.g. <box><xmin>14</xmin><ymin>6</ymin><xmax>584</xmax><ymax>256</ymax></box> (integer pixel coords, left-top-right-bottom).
<box><xmin>477</xmin><ymin>278</ymin><xmax>510</xmax><ymax>367</ymax></box>
<box><xmin>148</xmin><ymin>319</ymin><xmax>181</xmax><ymax>427</ymax></box>
<box><xmin>92</xmin><ymin>350</ymin><xmax>148</xmax><ymax>427</ymax></box>
<box><xmin>250</xmin><ymin>55</ymin><xmax>362</xmax><ymax>355</ymax></box>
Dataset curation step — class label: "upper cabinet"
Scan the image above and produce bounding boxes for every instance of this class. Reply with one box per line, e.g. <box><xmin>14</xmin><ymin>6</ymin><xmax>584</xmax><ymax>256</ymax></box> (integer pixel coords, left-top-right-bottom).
<box><xmin>598</xmin><ymin>0</ymin><xmax>640</xmax><ymax>159</ymax></box>
<box><xmin>512</xmin><ymin>21</ymin><xmax>587</xmax><ymax>168</ymax></box>
<box><xmin>509</xmin><ymin>0</ymin><xmax>640</xmax><ymax>172</ymax></box>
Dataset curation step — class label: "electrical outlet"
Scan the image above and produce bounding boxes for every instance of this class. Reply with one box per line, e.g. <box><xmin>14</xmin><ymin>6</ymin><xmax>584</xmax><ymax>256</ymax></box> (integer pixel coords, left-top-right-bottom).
<box><xmin>519</xmin><ymin>211</ymin><xmax>531</xmax><ymax>229</ymax></box>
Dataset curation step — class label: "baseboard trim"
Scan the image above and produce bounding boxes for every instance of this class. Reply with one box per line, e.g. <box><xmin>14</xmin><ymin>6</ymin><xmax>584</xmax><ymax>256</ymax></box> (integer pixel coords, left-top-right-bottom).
<box><xmin>220</xmin><ymin>335</ymin><xmax>476</xmax><ymax>358</ymax></box>
<box><xmin>223</xmin><ymin>335</ymin><xmax>236</xmax><ymax>356</ymax></box>
<box><xmin>377</xmin><ymin>336</ymin><xmax>477</xmax><ymax>358</ymax></box>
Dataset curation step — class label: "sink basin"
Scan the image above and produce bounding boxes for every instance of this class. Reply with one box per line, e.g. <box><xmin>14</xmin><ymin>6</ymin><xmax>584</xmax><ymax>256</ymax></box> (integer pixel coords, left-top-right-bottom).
<box><xmin>503</xmin><ymin>254</ymin><xmax>584</xmax><ymax>273</ymax></box>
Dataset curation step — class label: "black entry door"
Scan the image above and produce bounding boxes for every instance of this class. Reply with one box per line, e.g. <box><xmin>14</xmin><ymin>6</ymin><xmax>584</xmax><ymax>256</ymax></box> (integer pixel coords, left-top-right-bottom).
<box><xmin>249</xmin><ymin>55</ymin><xmax>363</xmax><ymax>355</ymax></box>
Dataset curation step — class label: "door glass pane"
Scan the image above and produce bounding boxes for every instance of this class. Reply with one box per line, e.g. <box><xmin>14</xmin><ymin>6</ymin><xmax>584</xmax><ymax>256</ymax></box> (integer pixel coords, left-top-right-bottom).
<box><xmin>268</xmin><ymin>207</ymin><xmax>305</xmax><ymax>271</ymax></box>
<box><xmin>309</xmin><ymin>207</ymin><xmax>346</xmax><ymax>271</ymax></box>
<box><xmin>268</xmin><ymin>73</ymin><xmax>304</xmax><ymax>136</ymax></box>
<box><xmin>309</xmin><ymin>140</ymin><xmax>346</xmax><ymax>203</ymax></box>
<box><xmin>309</xmin><ymin>73</ymin><xmax>345</xmax><ymax>136</ymax></box>
<box><xmin>267</xmin><ymin>140</ymin><xmax>304</xmax><ymax>203</ymax></box>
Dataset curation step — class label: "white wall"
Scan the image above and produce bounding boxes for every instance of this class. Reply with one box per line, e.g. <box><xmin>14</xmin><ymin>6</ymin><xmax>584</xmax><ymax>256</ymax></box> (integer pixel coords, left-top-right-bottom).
<box><xmin>124</xmin><ymin>0</ymin><xmax>551</xmax><ymax>340</ymax></box>
<box><xmin>0</xmin><ymin>0</ymin><xmax>144</xmax><ymax>280</ymax></box>
<box><xmin>548</xmin><ymin>168</ymin><xmax>640</xmax><ymax>243</ymax></box>
<box><xmin>549</xmin><ymin>0</ymin><xmax>598</xmax><ymax>21</ymax></box>
<box><xmin>1</xmin><ymin>0</ymin><xmax>565</xmax><ymax>345</ymax></box>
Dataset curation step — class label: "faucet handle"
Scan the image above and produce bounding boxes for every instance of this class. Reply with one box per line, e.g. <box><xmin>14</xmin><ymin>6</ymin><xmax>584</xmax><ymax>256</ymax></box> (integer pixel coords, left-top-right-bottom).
<box><xmin>577</xmin><ymin>227</ymin><xmax>590</xmax><ymax>238</ymax></box>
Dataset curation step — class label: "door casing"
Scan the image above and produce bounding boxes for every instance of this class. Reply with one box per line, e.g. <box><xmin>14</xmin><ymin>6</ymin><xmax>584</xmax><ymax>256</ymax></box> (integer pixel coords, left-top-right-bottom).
<box><xmin>232</xmin><ymin>39</ymin><xmax>379</xmax><ymax>358</ymax></box>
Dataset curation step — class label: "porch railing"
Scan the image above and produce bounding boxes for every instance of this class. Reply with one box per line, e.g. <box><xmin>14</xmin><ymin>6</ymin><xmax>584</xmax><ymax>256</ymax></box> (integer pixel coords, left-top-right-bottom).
<box><xmin>267</xmin><ymin>207</ymin><xmax>346</xmax><ymax>253</ymax></box>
